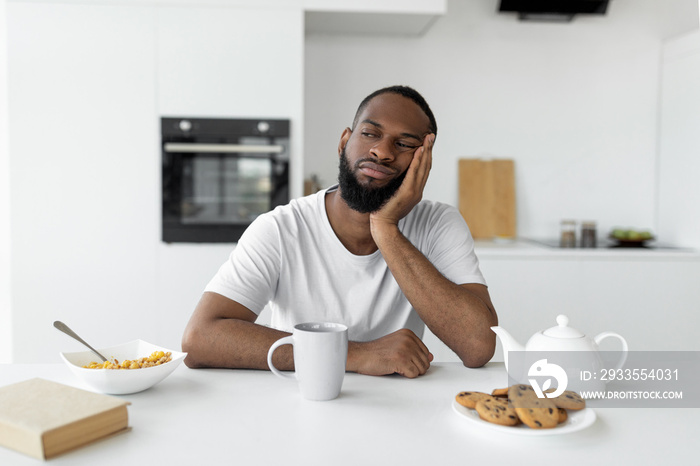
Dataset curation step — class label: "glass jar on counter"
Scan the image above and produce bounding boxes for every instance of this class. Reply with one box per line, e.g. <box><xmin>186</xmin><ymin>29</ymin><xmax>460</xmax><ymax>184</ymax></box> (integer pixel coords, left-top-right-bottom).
<box><xmin>560</xmin><ymin>220</ymin><xmax>577</xmax><ymax>248</ymax></box>
<box><xmin>580</xmin><ymin>221</ymin><xmax>597</xmax><ymax>248</ymax></box>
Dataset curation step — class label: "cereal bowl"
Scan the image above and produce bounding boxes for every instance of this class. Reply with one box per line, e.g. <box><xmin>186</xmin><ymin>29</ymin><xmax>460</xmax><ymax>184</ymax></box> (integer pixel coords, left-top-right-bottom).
<box><xmin>60</xmin><ymin>339</ymin><xmax>187</xmax><ymax>395</ymax></box>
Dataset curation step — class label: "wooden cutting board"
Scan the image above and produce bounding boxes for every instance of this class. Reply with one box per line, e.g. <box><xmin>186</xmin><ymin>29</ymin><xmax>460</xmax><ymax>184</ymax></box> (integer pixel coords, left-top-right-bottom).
<box><xmin>458</xmin><ymin>159</ymin><xmax>516</xmax><ymax>239</ymax></box>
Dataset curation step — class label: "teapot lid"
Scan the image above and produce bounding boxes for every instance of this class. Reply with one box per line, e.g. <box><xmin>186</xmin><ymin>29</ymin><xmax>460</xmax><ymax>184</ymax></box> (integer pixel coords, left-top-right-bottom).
<box><xmin>542</xmin><ymin>315</ymin><xmax>584</xmax><ymax>338</ymax></box>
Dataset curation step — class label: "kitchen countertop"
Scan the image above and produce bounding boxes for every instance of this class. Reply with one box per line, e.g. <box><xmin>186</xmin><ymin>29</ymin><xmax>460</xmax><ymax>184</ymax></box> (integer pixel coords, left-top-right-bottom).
<box><xmin>0</xmin><ymin>363</ymin><xmax>695</xmax><ymax>465</ymax></box>
<box><xmin>474</xmin><ymin>238</ymin><xmax>700</xmax><ymax>260</ymax></box>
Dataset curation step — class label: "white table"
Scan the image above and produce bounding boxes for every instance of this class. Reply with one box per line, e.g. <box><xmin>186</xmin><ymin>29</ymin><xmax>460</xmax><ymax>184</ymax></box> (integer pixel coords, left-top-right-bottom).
<box><xmin>0</xmin><ymin>362</ymin><xmax>695</xmax><ymax>465</ymax></box>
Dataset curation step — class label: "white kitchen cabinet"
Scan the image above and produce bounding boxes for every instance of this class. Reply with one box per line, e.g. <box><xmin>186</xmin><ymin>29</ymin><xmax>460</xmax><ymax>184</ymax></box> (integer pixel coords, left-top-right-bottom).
<box><xmin>154</xmin><ymin>6</ymin><xmax>305</xmax><ymax>352</ymax></box>
<box><xmin>157</xmin><ymin>7</ymin><xmax>303</xmax><ymax>119</ymax></box>
<box><xmin>7</xmin><ymin>2</ymin><xmax>161</xmax><ymax>362</ymax></box>
<box><xmin>304</xmin><ymin>0</ymin><xmax>446</xmax><ymax>36</ymax></box>
<box><xmin>156</xmin><ymin>5</ymin><xmax>304</xmax><ymax>200</ymax></box>
<box><xmin>6</xmin><ymin>1</ymin><xmax>306</xmax><ymax>363</ymax></box>
<box><xmin>0</xmin><ymin>0</ymin><xmax>11</xmax><ymax>363</ymax></box>
<box><xmin>424</xmin><ymin>241</ymin><xmax>700</xmax><ymax>363</ymax></box>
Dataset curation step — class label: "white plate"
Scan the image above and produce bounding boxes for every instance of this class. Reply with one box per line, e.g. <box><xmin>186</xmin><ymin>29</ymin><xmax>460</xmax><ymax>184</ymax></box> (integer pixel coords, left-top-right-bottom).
<box><xmin>452</xmin><ymin>400</ymin><xmax>596</xmax><ymax>436</ymax></box>
<box><xmin>61</xmin><ymin>339</ymin><xmax>187</xmax><ymax>395</ymax></box>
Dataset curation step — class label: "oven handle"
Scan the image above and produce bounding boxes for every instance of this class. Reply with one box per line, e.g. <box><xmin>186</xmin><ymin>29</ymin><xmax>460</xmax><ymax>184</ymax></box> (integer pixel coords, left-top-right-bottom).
<box><xmin>164</xmin><ymin>143</ymin><xmax>284</xmax><ymax>154</ymax></box>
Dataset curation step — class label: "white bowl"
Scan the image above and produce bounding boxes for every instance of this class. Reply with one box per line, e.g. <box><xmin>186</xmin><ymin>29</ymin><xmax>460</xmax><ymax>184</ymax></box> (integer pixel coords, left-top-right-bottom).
<box><xmin>60</xmin><ymin>339</ymin><xmax>187</xmax><ymax>395</ymax></box>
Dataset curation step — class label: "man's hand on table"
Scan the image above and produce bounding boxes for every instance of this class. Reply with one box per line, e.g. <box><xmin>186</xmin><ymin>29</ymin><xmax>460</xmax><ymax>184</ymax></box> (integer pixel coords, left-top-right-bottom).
<box><xmin>347</xmin><ymin>328</ymin><xmax>433</xmax><ymax>378</ymax></box>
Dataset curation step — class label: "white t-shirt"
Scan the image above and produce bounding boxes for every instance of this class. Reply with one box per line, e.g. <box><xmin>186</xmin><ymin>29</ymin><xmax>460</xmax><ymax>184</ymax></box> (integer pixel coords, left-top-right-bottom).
<box><xmin>205</xmin><ymin>186</ymin><xmax>486</xmax><ymax>342</ymax></box>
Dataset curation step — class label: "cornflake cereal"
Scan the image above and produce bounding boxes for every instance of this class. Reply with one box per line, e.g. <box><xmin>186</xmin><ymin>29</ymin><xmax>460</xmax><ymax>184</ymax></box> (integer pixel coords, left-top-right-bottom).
<box><xmin>83</xmin><ymin>351</ymin><xmax>172</xmax><ymax>369</ymax></box>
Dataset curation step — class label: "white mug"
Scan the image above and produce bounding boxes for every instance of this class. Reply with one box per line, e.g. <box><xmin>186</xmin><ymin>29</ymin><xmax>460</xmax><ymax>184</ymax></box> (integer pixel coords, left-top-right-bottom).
<box><xmin>267</xmin><ymin>322</ymin><xmax>348</xmax><ymax>401</ymax></box>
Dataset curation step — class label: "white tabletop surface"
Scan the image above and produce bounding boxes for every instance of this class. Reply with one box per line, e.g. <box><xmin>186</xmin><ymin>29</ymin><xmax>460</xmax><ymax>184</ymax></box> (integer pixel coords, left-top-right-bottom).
<box><xmin>0</xmin><ymin>362</ymin><xmax>695</xmax><ymax>465</ymax></box>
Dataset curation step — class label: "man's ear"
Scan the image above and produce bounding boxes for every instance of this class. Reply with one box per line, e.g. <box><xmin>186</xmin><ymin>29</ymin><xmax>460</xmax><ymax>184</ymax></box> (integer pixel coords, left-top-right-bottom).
<box><xmin>338</xmin><ymin>127</ymin><xmax>352</xmax><ymax>156</ymax></box>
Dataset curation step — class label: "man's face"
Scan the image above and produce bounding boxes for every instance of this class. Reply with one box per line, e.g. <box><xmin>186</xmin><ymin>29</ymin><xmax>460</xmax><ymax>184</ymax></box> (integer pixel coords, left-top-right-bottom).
<box><xmin>337</xmin><ymin>93</ymin><xmax>432</xmax><ymax>213</ymax></box>
<box><xmin>337</xmin><ymin>146</ymin><xmax>408</xmax><ymax>213</ymax></box>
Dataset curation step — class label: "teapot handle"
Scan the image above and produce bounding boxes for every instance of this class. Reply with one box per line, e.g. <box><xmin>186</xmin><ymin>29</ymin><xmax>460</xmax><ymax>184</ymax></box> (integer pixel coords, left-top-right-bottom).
<box><xmin>594</xmin><ymin>332</ymin><xmax>628</xmax><ymax>371</ymax></box>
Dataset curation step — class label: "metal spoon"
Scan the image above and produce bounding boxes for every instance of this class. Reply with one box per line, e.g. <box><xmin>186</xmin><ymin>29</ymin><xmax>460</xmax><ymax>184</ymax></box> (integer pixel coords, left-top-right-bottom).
<box><xmin>53</xmin><ymin>321</ymin><xmax>108</xmax><ymax>362</ymax></box>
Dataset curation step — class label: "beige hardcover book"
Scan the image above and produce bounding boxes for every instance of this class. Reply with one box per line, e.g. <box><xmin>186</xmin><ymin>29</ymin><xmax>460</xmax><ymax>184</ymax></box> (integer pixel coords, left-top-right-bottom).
<box><xmin>0</xmin><ymin>378</ymin><xmax>130</xmax><ymax>460</ymax></box>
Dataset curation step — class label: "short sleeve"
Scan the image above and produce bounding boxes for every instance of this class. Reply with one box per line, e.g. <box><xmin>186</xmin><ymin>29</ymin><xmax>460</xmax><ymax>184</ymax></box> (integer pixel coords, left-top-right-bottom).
<box><xmin>204</xmin><ymin>214</ymin><xmax>281</xmax><ymax>314</ymax></box>
<box><xmin>407</xmin><ymin>202</ymin><xmax>486</xmax><ymax>287</ymax></box>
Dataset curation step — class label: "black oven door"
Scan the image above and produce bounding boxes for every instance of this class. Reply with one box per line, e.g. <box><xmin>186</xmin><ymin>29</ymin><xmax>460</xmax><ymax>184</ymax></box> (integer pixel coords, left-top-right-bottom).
<box><xmin>162</xmin><ymin>138</ymin><xmax>289</xmax><ymax>243</ymax></box>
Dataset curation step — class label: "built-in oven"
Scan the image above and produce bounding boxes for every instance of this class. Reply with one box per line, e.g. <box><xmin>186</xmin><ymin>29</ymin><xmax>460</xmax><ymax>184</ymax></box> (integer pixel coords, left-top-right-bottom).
<box><xmin>161</xmin><ymin>117</ymin><xmax>290</xmax><ymax>243</ymax></box>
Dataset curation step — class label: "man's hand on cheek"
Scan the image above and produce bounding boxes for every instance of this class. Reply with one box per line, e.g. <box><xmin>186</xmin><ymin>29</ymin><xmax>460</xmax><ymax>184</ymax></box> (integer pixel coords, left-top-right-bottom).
<box><xmin>369</xmin><ymin>133</ymin><xmax>435</xmax><ymax>230</ymax></box>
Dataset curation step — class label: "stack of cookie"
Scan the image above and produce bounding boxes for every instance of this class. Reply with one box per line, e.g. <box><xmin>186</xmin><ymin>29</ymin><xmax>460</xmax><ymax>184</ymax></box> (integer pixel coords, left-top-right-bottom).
<box><xmin>455</xmin><ymin>384</ymin><xmax>586</xmax><ymax>429</ymax></box>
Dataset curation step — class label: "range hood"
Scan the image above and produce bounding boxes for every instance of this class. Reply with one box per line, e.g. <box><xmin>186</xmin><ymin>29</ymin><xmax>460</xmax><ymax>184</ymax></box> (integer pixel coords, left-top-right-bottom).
<box><xmin>499</xmin><ymin>0</ymin><xmax>610</xmax><ymax>22</ymax></box>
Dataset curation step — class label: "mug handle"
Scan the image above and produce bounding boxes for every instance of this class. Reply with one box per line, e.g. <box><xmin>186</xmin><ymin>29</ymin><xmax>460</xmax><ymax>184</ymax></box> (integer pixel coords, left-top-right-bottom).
<box><xmin>594</xmin><ymin>332</ymin><xmax>629</xmax><ymax>371</ymax></box>
<box><xmin>267</xmin><ymin>335</ymin><xmax>296</xmax><ymax>380</ymax></box>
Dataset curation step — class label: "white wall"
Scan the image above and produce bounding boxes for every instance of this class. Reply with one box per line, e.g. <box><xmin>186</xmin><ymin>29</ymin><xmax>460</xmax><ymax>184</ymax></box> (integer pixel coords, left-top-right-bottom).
<box><xmin>6</xmin><ymin>2</ymin><xmax>303</xmax><ymax>362</ymax></box>
<box><xmin>0</xmin><ymin>0</ymin><xmax>12</xmax><ymax>363</ymax></box>
<box><xmin>658</xmin><ymin>30</ymin><xmax>700</xmax><ymax>249</ymax></box>
<box><xmin>304</xmin><ymin>0</ymin><xmax>699</xmax><ymax>241</ymax></box>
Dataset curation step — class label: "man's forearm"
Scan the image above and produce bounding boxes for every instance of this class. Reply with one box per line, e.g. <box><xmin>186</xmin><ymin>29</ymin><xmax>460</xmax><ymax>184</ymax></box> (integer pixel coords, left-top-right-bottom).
<box><xmin>370</xmin><ymin>222</ymin><xmax>497</xmax><ymax>367</ymax></box>
<box><xmin>183</xmin><ymin>290</ymin><xmax>438</xmax><ymax>375</ymax></box>
<box><xmin>183</xmin><ymin>318</ymin><xmax>293</xmax><ymax>370</ymax></box>
<box><xmin>185</xmin><ymin>317</ymin><xmax>435</xmax><ymax>377</ymax></box>
<box><xmin>183</xmin><ymin>313</ymin><xmax>429</xmax><ymax>376</ymax></box>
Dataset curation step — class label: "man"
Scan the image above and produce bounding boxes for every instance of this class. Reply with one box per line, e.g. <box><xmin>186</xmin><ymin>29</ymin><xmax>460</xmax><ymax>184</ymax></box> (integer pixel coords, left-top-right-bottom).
<box><xmin>182</xmin><ymin>85</ymin><xmax>497</xmax><ymax>378</ymax></box>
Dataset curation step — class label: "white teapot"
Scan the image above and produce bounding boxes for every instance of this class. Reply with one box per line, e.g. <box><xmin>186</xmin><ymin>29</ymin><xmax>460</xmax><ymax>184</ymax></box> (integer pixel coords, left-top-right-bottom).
<box><xmin>491</xmin><ymin>315</ymin><xmax>628</xmax><ymax>394</ymax></box>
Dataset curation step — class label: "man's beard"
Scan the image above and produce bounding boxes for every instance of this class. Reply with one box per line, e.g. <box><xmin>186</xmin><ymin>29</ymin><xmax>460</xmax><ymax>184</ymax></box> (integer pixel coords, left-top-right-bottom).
<box><xmin>337</xmin><ymin>148</ymin><xmax>407</xmax><ymax>213</ymax></box>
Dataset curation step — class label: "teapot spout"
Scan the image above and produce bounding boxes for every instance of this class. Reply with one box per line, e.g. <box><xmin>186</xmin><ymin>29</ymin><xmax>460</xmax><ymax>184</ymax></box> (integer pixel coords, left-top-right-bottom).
<box><xmin>491</xmin><ymin>326</ymin><xmax>525</xmax><ymax>372</ymax></box>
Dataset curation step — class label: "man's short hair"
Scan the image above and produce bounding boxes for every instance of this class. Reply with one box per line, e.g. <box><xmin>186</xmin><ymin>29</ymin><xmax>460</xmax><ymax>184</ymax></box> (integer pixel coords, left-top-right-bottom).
<box><xmin>352</xmin><ymin>85</ymin><xmax>437</xmax><ymax>136</ymax></box>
